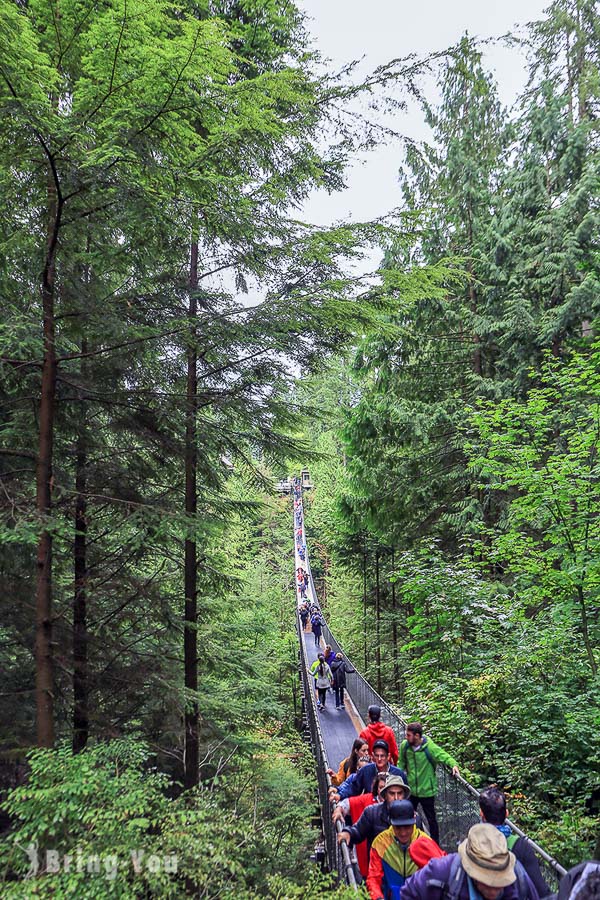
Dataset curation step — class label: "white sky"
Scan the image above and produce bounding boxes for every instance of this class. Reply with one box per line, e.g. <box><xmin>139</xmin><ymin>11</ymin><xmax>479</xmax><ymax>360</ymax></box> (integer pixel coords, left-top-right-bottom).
<box><xmin>298</xmin><ymin>0</ymin><xmax>550</xmax><ymax>228</ymax></box>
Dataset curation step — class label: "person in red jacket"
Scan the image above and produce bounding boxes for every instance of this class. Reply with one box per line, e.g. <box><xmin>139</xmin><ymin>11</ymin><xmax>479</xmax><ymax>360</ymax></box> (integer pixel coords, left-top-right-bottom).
<box><xmin>332</xmin><ymin>770</ymin><xmax>390</xmax><ymax>878</ymax></box>
<box><xmin>360</xmin><ymin>705</ymin><xmax>399</xmax><ymax>765</ymax></box>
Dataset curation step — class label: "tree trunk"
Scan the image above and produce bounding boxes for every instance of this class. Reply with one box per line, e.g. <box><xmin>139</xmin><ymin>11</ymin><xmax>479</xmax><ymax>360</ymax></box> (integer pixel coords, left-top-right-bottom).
<box><xmin>466</xmin><ymin>206</ymin><xmax>482</xmax><ymax>379</ymax></box>
<box><xmin>362</xmin><ymin>540</ymin><xmax>367</xmax><ymax>670</ymax></box>
<box><xmin>390</xmin><ymin>549</ymin><xmax>400</xmax><ymax>695</ymax></box>
<box><xmin>184</xmin><ymin>235</ymin><xmax>199</xmax><ymax>789</ymax></box>
<box><xmin>73</xmin><ymin>341</ymin><xmax>88</xmax><ymax>753</ymax></box>
<box><xmin>576</xmin><ymin>584</ymin><xmax>597</xmax><ymax>676</ymax></box>
<box><xmin>35</xmin><ymin>174</ymin><xmax>62</xmax><ymax>749</ymax></box>
<box><xmin>375</xmin><ymin>549</ymin><xmax>381</xmax><ymax>694</ymax></box>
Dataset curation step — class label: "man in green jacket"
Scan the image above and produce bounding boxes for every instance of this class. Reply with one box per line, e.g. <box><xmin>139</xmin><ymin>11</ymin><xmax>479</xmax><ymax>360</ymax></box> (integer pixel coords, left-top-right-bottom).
<box><xmin>399</xmin><ymin>721</ymin><xmax>460</xmax><ymax>846</ymax></box>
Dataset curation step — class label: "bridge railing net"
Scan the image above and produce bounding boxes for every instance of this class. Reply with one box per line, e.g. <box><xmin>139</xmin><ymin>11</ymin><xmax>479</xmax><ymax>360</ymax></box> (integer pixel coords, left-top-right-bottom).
<box><xmin>302</xmin><ymin>530</ymin><xmax>565</xmax><ymax>890</ymax></box>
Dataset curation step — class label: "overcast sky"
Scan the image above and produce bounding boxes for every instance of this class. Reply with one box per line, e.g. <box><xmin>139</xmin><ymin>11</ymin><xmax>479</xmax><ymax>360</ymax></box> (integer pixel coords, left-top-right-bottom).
<box><xmin>298</xmin><ymin>0</ymin><xmax>550</xmax><ymax>228</ymax></box>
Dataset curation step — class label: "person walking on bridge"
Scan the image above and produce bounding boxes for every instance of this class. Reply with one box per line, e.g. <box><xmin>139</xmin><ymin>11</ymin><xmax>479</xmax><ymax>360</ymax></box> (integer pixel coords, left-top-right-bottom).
<box><xmin>351</xmin><ymin>739</ymin><xmax>408</xmax><ymax>796</ymax></box>
<box><xmin>328</xmin><ymin>738</ymin><xmax>370</xmax><ymax>787</ymax></box>
<box><xmin>333</xmin><ymin>770</ymin><xmax>389</xmax><ymax>879</ymax></box>
<box><xmin>401</xmin><ymin>823</ymin><xmax>539</xmax><ymax>900</ymax></box>
<box><xmin>310</xmin><ymin>653</ymin><xmax>333</xmax><ymax>710</ymax></box>
<box><xmin>367</xmin><ymin>799</ymin><xmax>445</xmax><ymax>900</ymax></box>
<box><xmin>334</xmin><ymin>756</ymin><xmax>372</xmax><ymax>800</ymax></box>
<box><xmin>331</xmin><ymin>652</ymin><xmax>355</xmax><ymax>709</ymax></box>
<box><xmin>338</xmin><ymin>775</ymin><xmax>412</xmax><ymax>860</ymax></box>
<box><xmin>478</xmin><ymin>787</ymin><xmax>550</xmax><ymax>898</ymax></box>
<box><xmin>399</xmin><ymin>721</ymin><xmax>460</xmax><ymax>846</ymax></box>
<box><xmin>310</xmin><ymin>609</ymin><xmax>324</xmax><ymax>647</ymax></box>
<box><xmin>299</xmin><ymin>602</ymin><xmax>309</xmax><ymax>631</ymax></box>
<box><xmin>360</xmin><ymin>705</ymin><xmax>399</xmax><ymax>765</ymax></box>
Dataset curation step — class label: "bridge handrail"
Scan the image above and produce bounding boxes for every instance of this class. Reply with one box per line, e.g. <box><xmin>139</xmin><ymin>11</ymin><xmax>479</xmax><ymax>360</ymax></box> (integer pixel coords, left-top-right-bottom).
<box><xmin>452</xmin><ymin>773</ymin><xmax>567</xmax><ymax>876</ymax></box>
<box><xmin>299</xmin><ymin>497</ymin><xmax>566</xmax><ymax>886</ymax></box>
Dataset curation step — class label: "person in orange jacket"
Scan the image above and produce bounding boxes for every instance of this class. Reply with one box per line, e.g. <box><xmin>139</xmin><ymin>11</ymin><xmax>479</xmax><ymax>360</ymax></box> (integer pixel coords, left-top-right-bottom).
<box><xmin>360</xmin><ymin>705</ymin><xmax>399</xmax><ymax>765</ymax></box>
<box><xmin>327</xmin><ymin>738</ymin><xmax>370</xmax><ymax>786</ymax></box>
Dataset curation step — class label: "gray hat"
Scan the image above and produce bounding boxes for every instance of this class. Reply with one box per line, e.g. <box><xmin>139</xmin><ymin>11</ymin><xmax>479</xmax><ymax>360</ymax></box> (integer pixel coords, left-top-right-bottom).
<box><xmin>380</xmin><ymin>774</ymin><xmax>411</xmax><ymax>799</ymax></box>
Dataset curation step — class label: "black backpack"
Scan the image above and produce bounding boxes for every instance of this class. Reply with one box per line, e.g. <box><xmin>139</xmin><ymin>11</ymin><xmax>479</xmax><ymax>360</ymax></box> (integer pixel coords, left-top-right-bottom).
<box><xmin>400</xmin><ymin>736</ymin><xmax>435</xmax><ymax>769</ymax></box>
<box><xmin>428</xmin><ymin>855</ymin><xmax>532</xmax><ymax>900</ymax></box>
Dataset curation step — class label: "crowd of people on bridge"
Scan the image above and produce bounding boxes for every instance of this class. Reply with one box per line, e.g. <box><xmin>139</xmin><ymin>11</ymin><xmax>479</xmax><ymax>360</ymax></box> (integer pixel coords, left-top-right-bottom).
<box><xmin>328</xmin><ymin>736</ymin><xmax>598</xmax><ymax>900</ymax></box>
<box><xmin>330</xmin><ymin>745</ymin><xmax>551</xmax><ymax>900</ymax></box>
<box><xmin>291</xmin><ymin>480</ymin><xmax>598</xmax><ymax>900</ymax></box>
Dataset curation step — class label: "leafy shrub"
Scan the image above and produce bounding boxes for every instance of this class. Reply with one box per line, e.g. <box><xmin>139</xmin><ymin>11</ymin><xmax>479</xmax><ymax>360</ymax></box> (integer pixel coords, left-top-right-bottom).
<box><xmin>0</xmin><ymin>734</ymin><xmax>323</xmax><ymax>898</ymax></box>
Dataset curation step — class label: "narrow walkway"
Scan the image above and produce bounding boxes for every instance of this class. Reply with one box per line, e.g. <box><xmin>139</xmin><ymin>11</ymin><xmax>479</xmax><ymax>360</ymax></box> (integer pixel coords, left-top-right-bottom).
<box><xmin>301</xmin><ymin>628</ymin><xmax>359</xmax><ymax>770</ymax></box>
<box><xmin>294</xmin><ymin>490</ymin><xmax>360</xmax><ymax>771</ymax></box>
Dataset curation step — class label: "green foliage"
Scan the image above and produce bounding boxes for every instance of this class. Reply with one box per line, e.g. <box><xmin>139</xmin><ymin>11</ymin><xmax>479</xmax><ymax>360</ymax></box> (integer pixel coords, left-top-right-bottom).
<box><xmin>0</xmin><ymin>0</ymin><xmax>435</xmax><ymax>757</ymax></box>
<box><xmin>0</xmin><ymin>731</ymin><xmax>322</xmax><ymax>898</ymax></box>
<box><xmin>470</xmin><ymin>345</ymin><xmax>600</xmax><ymax>676</ymax></box>
<box><xmin>2</xmin><ymin>0</ymin><xmax>600</xmax><ymax>882</ymax></box>
<box><xmin>534</xmin><ymin>810</ymin><xmax>600</xmax><ymax>870</ymax></box>
<box><xmin>292</xmin><ymin>4</ymin><xmax>600</xmax><ymax>866</ymax></box>
<box><xmin>0</xmin><ymin>492</ymin><xmax>335</xmax><ymax>895</ymax></box>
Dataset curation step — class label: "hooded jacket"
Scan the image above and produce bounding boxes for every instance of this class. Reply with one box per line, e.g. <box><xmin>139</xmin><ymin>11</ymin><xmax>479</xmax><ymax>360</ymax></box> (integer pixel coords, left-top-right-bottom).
<box><xmin>331</xmin><ymin>657</ymin><xmax>355</xmax><ymax>687</ymax></box>
<box><xmin>399</xmin><ymin>736</ymin><xmax>458</xmax><ymax>798</ymax></box>
<box><xmin>360</xmin><ymin>721</ymin><xmax>400</xmax><ymax>765</ymax></box>
<box><xmin>400</xmin><ymin>855</ymin><xmax>538</xmax><ymax>900</ymax></box>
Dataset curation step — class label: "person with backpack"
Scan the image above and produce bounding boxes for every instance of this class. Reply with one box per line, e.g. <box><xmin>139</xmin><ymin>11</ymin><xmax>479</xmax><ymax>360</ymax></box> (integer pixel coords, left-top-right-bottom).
<box><xmin>479</xmin><ymin>787</ymin><xmax>550</xmax><ymax>898</ymax></box>
<box><xmin>299</xmin><ymin>602</ymin><xmax>309</xmax><ymax>630</ymax></box>
<box><xmin>330</xmin><ymin>652</ymin><xmax>355</xmax><ymax>709</ymax></box>
<box><xmin>401</xmin><ymin>824</ymin><xmax>539</xmax><ymax>900</ymax></box>
<box><xmin>311</xmin><ymin>610</ymin><xmax>324</xmax><ymax>647</ymax></box>
<box><xmin>399</xmin><ymin>722</ymin><xmax>460</xmax><ymax>846</ymax></box>
<box><xmin>556</xmin><ymin>862</ymin><xmax>600</xmax><ymax>900</ymax></box>
<box><xmin>309</xmin><ymin>652</ymin><xmax>333</xmax><ymax>710</ymax></box>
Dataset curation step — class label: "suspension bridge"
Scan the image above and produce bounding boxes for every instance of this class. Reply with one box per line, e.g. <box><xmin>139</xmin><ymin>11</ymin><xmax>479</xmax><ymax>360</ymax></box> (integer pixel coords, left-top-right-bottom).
<box><xmin>291</xmin><ymin>482</ymin><xmax>567</xmax><ymax>892</ymax></box>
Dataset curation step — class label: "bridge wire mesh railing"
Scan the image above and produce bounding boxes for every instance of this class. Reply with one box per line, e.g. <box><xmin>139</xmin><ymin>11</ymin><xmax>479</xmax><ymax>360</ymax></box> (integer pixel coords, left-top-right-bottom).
<box><xmin>297</xmin><ymin>493</ymin><xmax>566</xmax><ymax>890</ymax></box>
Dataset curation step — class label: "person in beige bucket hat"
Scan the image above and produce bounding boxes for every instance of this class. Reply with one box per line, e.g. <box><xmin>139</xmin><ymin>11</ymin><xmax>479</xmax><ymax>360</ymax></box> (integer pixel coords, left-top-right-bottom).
<box><xmin>401</xmin><ymin>824</ymin><xmax>539</xmax><ymax>900</ymax></box>
<box><xmin>458</xmin><ymin>824</ymin><xmax>516</xmax><ymax>894</ymax></box>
